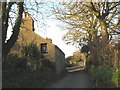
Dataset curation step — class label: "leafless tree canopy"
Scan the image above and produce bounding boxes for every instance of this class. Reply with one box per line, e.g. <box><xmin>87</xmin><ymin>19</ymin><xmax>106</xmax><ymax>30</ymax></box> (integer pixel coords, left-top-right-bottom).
<box><xmin>52</xmin><ymin>1</ymin><xmax>120</xmax><ymax>65</ymax></box>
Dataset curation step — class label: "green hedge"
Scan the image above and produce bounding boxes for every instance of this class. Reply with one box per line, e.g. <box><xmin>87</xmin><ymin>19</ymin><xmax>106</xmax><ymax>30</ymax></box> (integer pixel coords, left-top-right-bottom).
<box><xmin>2</xmin><ymin>42</ymin><xmax>57</xmax><ymax>88</ymax></box>
<box><xmin>89</xmin><ymin>65</ymin><xmax>119</xmax><ymax>88</ymax></box>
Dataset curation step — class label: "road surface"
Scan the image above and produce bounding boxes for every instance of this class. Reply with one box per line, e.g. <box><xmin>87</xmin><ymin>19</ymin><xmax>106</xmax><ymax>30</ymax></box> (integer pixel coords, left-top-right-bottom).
<box><xmin>50</xmin><ymin>70</ymin><xmax>92</xmax><ymax>88</ymax></box>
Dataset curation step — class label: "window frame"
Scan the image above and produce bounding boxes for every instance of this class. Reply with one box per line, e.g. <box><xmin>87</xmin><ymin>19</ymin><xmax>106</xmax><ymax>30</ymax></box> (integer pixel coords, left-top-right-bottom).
<box><xmin>40</xmin><ymin>43</ymin><xmax>48</xmax><ymax>54</ymax></box>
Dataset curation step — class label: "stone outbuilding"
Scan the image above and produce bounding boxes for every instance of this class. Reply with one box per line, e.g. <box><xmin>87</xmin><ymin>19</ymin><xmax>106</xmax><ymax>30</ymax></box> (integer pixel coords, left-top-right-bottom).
<box><xmin>11</xmin><ymin>12</ymin><xmax>65</xmax><ymax>74</ymax></box>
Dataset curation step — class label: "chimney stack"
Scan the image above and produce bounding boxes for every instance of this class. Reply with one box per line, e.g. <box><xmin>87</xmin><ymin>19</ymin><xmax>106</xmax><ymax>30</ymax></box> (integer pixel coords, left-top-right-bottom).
<box><xmin>23</xmin><ymin>12</ymin><xmax>29</xmax><ymax>18</ymax></box>
<box><xmin>46</xmin><ymin>38</ymin><xmax>52</xmax><ymax>43</ymax></box>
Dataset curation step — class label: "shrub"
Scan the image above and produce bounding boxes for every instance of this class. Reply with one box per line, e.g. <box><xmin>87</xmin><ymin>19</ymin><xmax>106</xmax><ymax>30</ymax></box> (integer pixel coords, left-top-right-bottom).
<box><xmin>89</xmin><ymin>65</ymin><xmax>118</xmax><ymax>88</ymax></box>
<box><xmin>88</xmin><ymin>42</ymin><xmax>119</xmax><ymax>88</ymax></box>
<box><xmin>20</xmin><ymin>42</ymin><xmax>46</xmax><ymax>71</ymax></box>
<box><xmin>21</xmin><ymin>42</ymin><xmax>41</xmax><ymax>60</ymax></box>
<box><xmin>3</xmin><ymin>42</ymin><xmax>58</xmax><ymax>88</ymax></box>
<box><xmin>86</xmin><ymin>55</ymin><xmax>92</xmax><ymax>69</ymax></box>
<box><xmin>26</xmin><ymin>58</ymin><xmax>42</xmax><ymax>71</ymax></box>
<box><xmin>2</xmin><ymin>54</ymin><xmax>27</xmax><ymax>70</ymax></box>
<box><xmin>112</xmin><ymin>68</ymin><xmax>119</xmax><ymax>87</ymax></box>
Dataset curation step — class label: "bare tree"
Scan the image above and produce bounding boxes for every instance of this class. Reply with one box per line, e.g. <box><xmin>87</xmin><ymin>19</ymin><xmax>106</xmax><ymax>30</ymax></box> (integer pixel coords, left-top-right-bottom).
<box><xmin>2</xmin><ymin>0</ymin><xmax>49</xmax><ymax>57</ymax></box>
<box><xmin>2</xmin><ymin>1</ymin><xmax>24</xmax><ymax>56</ymax></box>
<box><xmin>52</xmin><ymin>1</ymin><xmax>120</xmax><ymax>65</ymax></box>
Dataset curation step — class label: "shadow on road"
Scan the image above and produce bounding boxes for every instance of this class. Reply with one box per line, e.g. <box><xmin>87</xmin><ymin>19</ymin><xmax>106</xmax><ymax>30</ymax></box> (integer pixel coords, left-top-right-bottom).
<box><xmin>49</xmin><ymin>70</ymin><xmax>92</xmax><ymax>88</ymax></box>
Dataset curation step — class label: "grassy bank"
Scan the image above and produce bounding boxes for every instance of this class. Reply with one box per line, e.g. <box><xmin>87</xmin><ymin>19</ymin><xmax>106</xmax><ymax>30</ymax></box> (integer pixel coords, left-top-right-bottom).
<box><xmin>89</xmin><ymin>65</ymin><xmax>119</xmax><ymax>88</ymax></box>
<box><xmin>3</xmin><ymin>58</ymin><xmax>49</xmax><ymax>88</ymax></box>
<box><xmin>2</xmin><ymin>54</ymin><xmax>66</xmax><ymax>88</ymax></box>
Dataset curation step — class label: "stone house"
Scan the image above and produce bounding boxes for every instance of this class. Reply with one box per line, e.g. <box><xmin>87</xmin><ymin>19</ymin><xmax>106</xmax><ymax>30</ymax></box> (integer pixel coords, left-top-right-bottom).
<box><xmin>12</xmin><ymin>12</ymin><xmax>65</xmax><ymax>74</ymax></box>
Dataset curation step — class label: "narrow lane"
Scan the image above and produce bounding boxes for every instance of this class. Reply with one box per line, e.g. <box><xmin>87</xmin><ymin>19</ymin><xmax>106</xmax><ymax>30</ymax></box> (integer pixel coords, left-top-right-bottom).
<box><xmin>50</xmin><ymin>70</ymin><xmax>92</xmax><ymax>88</ymax></box>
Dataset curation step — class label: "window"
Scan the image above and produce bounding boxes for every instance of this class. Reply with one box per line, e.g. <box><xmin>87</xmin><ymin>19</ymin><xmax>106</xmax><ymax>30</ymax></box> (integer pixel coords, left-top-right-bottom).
<box><xmin>41</xmin><ymin>43</ymin><xmax>48</xmax><ymax>53</ymax></box>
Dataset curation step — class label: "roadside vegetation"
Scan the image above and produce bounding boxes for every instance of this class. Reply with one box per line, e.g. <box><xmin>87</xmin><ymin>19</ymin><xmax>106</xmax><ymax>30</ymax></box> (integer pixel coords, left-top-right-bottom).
<box><xmin>2</xmin><ymin>1</ymin><xmax>66</xmax><ymax>88</ymax></box>
<box><xmin>2</xmin><ymin>43</ymin><xmax>64</xmax><ymax>88</ymax></box>
<box><xmin>87</xmin><ymin>44</ymin><xmax>119</xmax><ymax>88</ymax></box>
<box><xmin>52</xmin><ymin>1</ymin><xmax>120</xmax><ymax>88</ymax></box>
<box><xmin>2</xmin><ymin>1</ymin><xmax>120</xmax><ymax>88</ymax></box>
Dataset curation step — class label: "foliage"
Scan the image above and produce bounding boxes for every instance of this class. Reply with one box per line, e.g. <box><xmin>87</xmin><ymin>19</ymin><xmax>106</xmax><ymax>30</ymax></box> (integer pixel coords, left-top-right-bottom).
<box><xmin>98</xmin><ymin>43</ymin><xmax>117</xmax><ymax>66</ymax></box>
<box><xmin>89</xmin><ymin>64</ymin><xmax>119</xmax><ymax>88</ymax></box>
<box><xmin>86</xmin><ymin>54</ymin><xmax>92</xmax><ymax>69</ymax></box>
<box><xmin>3</xmin><ymin>62</ymin><xmax>57</xmax><ymax>88</ymax></box>
<box><xmin>3</xmin><ymin>54</ymin><xmax>27</xmax><ymax>70</ymax></box>
<box><xmin>21</xmin><ymin>42</ymin><xmax>41</xmax><ymax>60</ymax></box>
<box><xmin>55</xmin><ymin>1</ymin><xmax>120</xmax><ymax>44</ymax></box>
<box><xmin>3</xmin><ymin>53</ymin><xmax>66</xmax><ymax>88</ymax></box>
<box><xmin>68</xmin><ymin>51</ymin><xmax>80</xmax><ymax>65</ymax></box>
<box><xmin>20</xmin><ymin>42</ymin><xmax>54</xmax><ymax>71</ymax></box>
<box><xmin>2</xmin><ymin>0</ymin><xmax>50</xmax><ymax>56</ymax></box>
<box><xmin>88</xmin><ymin>43</ymin><xmax>119</xmax><ymax>88</ymax></box>
<box><xmin>81</xmin><ymin>44</ymin><xmax>90</xmax><ymax>53</ymax></box>
<box><xmin>67</xmin><ymin>51</ymin><xmax>86</xmax><ymax>67</ymax></box>
<box><xmin>53</xmin><ymin>1</ymin><xmax>120</xmax><ymax>65</ymax></box>
<box><xmin>4</xmin><ymin>41</ymin><xmax>54</xmax><ymax>71</ymax></box>
<box><xmin>112</xmin><ymin>69</ymin><xmax>119</xmax><ymax>87</ymax></box>
<box><xmin>3</xmin><ymin>35</ymin><xmax>59</xmax><ymax>88</ymax></box>
<box><xmin>63</xmin><ymin>30</ymin><xmax>88</xmax><ymax>49</ymax></box>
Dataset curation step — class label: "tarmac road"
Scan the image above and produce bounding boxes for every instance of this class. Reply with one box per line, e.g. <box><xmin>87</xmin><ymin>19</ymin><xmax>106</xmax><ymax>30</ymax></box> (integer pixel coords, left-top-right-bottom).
<box><xmin>50</xmin><ymin>70</ymin><xmax>92</xmax><ymax>88</ymax></box>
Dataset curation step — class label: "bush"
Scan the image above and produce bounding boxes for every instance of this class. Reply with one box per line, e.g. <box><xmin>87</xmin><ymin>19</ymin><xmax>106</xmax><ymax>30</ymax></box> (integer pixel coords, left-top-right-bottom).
<box><xmin>20</xmin><ymin>42</ymin><xmax>46</xmax><ymax>71</ymax></box>
<box><xmin>112</xmin><ymin>68</ymin><xmax>119</xmax><ymax>87</ymax></box>
<box><xmin>3</xmin><ymin>55</ymin><xmax>27</xmax><ymax>70</ymax></box>
<box><xmin>3</xmin><ymin>42</ymin><xmax>58</xmax><ymax>88</ymax></box>
<box><xmin>88</xmin><ymin>42</ymin><xmax>119</xmax><ymax>88</ymax></box>
<box><xmin>21</xmin><ymin>42</ymin><xmax>42</xmax><ymax>60</ymax></box>
<box><xmin>86</xmin><ymin>55</ymin><xmax>92</xmax><ymax>69</ymax></box>
<box><xmin>89</xmin><ymin>65</ymin><xmax>118</xmax><ymax>88</ymax></box>
<box><xmin>26</xmin><ymin>58</ymin><xmax>42</xmax><ymax>71</ymax></box>
<box><xmin>3</xmin><ymin>65</ymin><xmax>57</xmax><ymax>88</ymax></box>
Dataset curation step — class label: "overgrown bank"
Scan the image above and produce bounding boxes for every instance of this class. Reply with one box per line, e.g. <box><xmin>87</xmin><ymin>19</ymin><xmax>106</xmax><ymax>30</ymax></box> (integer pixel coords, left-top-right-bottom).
<box><xmin>87</xmin><ymin>44</ymin><xmax>120</xmax><ymax>88</ymax></box>
<box><xmin>2</xmin><ymin>43</ymin><xmax>66</xmax><ymax>88</ymax></box>
<box><xmin>88</xmin><ymin>64</ymin><xmax>119</xmax><ymax>88</ymax></box>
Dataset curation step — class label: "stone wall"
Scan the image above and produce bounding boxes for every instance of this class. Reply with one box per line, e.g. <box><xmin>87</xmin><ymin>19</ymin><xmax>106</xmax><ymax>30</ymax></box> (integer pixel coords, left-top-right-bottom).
<box><xmin>55</xmin><ymin>46</ymin><xmax>65</xmax><ymax>74</ymax></box>
<box><xmin>10</xmin><ymin>12</ymin><xmax>65</xmax><ymax>74</ymax></box>
<box><xmin>12</xmin><ymin>12</ymin><xmax>56</xmax><ymax>62</ymax></box>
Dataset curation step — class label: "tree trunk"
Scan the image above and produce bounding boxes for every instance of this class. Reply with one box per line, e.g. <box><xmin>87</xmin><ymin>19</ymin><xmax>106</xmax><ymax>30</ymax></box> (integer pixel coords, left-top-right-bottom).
<box><xmin>2</xmin><ymin>2</ymin><xmax>24</xmax><ymax>57</ymax></box>
<box><xmin>90</xmin><ymin>30</ymin><xmax>100</xmax><ymax>65</ymax></box>
<box><xmin>99</xmin><ymin>19</ymin><xmax>109</xmax><ymax>47</ymax></box>
<box><xmin>90</xmin><ymin>42</ymin><xmax>101</xmax><ymax>66</ymax></box>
